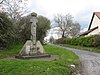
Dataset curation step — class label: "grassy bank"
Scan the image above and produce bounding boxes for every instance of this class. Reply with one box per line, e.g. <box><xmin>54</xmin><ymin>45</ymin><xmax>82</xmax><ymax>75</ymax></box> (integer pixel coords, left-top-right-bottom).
<box><xmin>60</xmin><ymin>44</ymin><xmax>100</xmax><ymax>52</ymax></box>
<box><xmin>0</xmin><ymin>44</ymin><xmax>23</xmax><ymax>58</ymax></box>
<box><xmin>0</xmin><ymin>44</ymin><xmax>79</xmax><ymax>75</ymax></box>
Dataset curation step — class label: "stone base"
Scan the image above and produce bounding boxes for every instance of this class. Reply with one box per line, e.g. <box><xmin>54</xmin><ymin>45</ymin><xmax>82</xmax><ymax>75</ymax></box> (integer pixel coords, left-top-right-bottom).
<box><xmin>15</xmin><ymin>54</ymin><xmax>51</xmax><ymax>59</ymax></box>
<box><xmin>18</xmin><ymin>40</ymin><xmax>45</xmax><ymax>56</ymax></box>
<box><xmin>16</xmin><ymin>40</ymin><xmax>51</xmax><ymax>59</ymax></box>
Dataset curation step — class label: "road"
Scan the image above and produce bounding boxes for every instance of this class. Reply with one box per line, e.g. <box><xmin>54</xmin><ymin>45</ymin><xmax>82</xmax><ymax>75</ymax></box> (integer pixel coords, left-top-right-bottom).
<box><xmin>52</xmin><ymin>44</ymin><xmax>100</xmax><ymax>75</ymax></box>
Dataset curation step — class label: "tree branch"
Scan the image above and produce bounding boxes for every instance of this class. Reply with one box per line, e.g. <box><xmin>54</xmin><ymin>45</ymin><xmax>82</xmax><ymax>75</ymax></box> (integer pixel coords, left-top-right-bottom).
<box><xmin>0</xmin><ymin>0</ymin><xmax>5</xmax><ymax>4</ymax></box>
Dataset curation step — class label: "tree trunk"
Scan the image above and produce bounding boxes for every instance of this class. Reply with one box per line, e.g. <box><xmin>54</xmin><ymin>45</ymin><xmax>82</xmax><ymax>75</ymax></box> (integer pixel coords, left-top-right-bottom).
<box><xmin>62</xmin><ymin>31</ymin><xmax>65</xmax><ymax>38</ymax></box>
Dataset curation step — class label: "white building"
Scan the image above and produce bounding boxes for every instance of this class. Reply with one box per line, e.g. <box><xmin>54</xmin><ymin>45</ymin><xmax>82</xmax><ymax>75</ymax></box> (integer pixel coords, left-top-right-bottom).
<box><xmin>80</xmin><ymin>12</ymin><xmax>100</xmax><ymax>36</ymax></box>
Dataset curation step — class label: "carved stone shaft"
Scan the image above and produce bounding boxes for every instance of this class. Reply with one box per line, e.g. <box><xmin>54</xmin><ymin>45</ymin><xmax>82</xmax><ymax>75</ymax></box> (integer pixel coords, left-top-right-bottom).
<box><xmin>30</xmin><ymin>12</ymin><xmax>38</xmax><ymax>53</ymax></box>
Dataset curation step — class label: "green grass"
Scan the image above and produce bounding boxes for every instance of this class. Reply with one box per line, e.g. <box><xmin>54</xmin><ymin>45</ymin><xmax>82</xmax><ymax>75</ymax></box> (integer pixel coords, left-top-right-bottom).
<box><xmin>0</xmin><ymin>44</ymin><xmax>23</xmax><ymax>58</ymax></box>
<box><xmin>44</xmin><ymin>45</ymin><xmax>79</xmax><ymax>64</ymax></box>
<box><xmin>60</xmin><ymin>44</ymin><xmax>100</xmax><ymax>52</ymax></box>
<box><xmin>0</xmin><ymin>44</ymin><xmax>79</xmax><ymax>75</ymax></box>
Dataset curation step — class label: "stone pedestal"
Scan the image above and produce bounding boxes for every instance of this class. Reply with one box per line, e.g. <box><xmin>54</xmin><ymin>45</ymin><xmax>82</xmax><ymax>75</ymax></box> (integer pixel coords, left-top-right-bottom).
<box><xmin>15</xmin><ymin>40</ymin><xmax>50</xmax><ymax>59</ymax></box>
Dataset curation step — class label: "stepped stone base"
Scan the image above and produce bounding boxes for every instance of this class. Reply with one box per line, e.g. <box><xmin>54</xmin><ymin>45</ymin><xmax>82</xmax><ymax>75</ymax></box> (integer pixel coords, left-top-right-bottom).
<box><xmin>16</xmin><ymin>40</ymin><xmax>51</xmax><ymax>59</ymax></box>
<box><xmin>15</xmin><ymin>54</ymin><xmax>51</xmax><ymax>59</ymax></box>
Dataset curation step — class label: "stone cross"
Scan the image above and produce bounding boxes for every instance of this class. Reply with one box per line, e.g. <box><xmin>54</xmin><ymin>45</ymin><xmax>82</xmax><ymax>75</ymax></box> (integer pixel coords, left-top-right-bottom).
<box><xmin>16</xmin><ymin>12</ymin><xmax>48</xmax><ymax>58</ymax></box>
<box><xmin>30</xmin><ymin>12</ymin><xmax>38</xmax><ymax>53</ymax></box>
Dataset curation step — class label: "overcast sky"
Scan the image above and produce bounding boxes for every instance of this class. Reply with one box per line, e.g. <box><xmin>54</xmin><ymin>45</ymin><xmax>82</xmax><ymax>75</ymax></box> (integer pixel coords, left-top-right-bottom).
<box><xmin>27</xmin><ymin>0</ymin><xmax>100</xmax><ymax>31</ymax></box>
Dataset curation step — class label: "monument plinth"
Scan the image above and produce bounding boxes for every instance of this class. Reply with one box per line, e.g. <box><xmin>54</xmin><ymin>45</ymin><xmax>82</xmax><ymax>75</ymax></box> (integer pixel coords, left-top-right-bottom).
<box><xmin>15</xmin><ymin>12</ymin><xmax>50</xmax><ymax>59</ymax></box>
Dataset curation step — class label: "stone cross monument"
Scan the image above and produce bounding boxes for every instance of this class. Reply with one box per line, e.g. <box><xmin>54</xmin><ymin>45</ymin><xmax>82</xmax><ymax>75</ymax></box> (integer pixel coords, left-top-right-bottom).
<box><xmin>30</xmin><ymin>12</ymin><xmax>38</xmax><ymax>54</ymax></box>
<box><xmin>16</xmin><ymin>12</ymin><xmax>50</xmax><ymax>59</ymax></box>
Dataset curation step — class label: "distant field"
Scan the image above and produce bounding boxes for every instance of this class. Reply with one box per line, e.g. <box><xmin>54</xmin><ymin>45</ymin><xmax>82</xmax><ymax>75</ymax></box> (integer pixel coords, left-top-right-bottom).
<box><xmin>0</xmin><ymin>44</ymin><xmax>79</xmax><ymax>75</ymax></box>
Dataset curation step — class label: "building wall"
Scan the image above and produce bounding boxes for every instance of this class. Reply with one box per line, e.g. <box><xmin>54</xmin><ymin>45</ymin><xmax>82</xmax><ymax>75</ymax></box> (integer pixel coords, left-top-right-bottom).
<box><xmin>87</xmin><ymin>14</ymin><xmax>100</xmax><ymax>36</ymax></box>
<box><xmin>90</xmin><ymin>15</ymin><xmax>100</xmax><ymax>31</ymax></box>
<box><xmin>87</xmin><ymin>28</ymin><xmax>99</xmax><ymax>36</ymax></box>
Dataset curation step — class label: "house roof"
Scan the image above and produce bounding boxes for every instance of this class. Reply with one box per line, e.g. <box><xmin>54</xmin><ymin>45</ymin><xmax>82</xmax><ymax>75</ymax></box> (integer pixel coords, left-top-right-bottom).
<box><xmin>88</xmin><ymin>12</ymin><xmax>100</xmax><ymax>30</ymax></box>
<box><xmin>79</xmin><ymin>12</ymin><xmax>100</xmax><ymax>36</ymax></box>
<box><xmin>95</xmin><ymin>12</ymin><xmax>100</xmax><ymax>19</ymax></box>
<box><xmin>80</xmin><ymin>26</ymin><xmax>98</xmax><ymax>36</ymax></box>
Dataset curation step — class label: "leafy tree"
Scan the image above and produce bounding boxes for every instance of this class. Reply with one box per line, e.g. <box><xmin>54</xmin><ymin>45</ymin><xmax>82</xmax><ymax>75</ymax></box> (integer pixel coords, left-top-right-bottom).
<box><xmin>37</xmin><ymin>15</ymin><xmax>51</xmax><ymax>43</ymax></box>
<box><xmin>0</xmin><ymin>0</ymin><xmax>30</xmax><ymax>38</ymax></box>
<box><xmin>0</xmin><ymin>0</ymin><xmax>30</xmax><ymax>44</ymax></box>
<box><xmin>17</xmin><ymin>14</ymin><xmax>31</xmax><ymax>43</ymax></box>
<box><xmin>54</xmin><ymin>13</ymin><xmax>80</xmax><ymax>38</ymax></box>
<box><xmin>18</xmin><ymin>15</ymin><xmax>51</xmax><ymax>43</ymax></box>
<box><xmin>0</xmin><ymin>12</ymin><xmax>14</xmax><ymax>48</ymax></box>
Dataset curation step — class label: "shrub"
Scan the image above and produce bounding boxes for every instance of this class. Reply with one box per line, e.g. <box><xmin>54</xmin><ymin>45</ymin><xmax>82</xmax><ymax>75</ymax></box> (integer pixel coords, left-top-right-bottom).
<box><xmin>57</xmin><ymin>35</ymin><xmax>100</xmax><ymax>47</ymax></box>
<box><xmin>55</xmin><ymin>38</ymin><xmax>67</xmax><ymax>44</ymax></box>
<box><xmin>66</xmin><ymin>36</ymin><xmax>94</xmax><ymax>47</ymax></box>
<box><xmin>93</xmin><ymin>35</ymin><xmax>100</xmax><ymax>47</ymax></box>
<box><xmin>0</xmin><ymin>12</ymin><xmax>14</xmax><ymax>49</ymax></box>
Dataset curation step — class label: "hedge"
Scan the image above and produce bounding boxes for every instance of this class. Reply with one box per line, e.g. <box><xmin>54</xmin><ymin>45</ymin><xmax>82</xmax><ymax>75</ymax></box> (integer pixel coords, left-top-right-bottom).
<box><xmin>93</xmin><ymin>35</ymin><xmax>100</xmax><ymax>47</ymax></box>
<box><xmin>55</xmin><ymin>38</ymin><xmax>67</xmax><ymax>44</ymax></box>
<box><xmin>66</xmin><ymin>35</ymin><xmax>100</xmax><ymax>47</ymax></box>
<box><xmin>55</xmin><ymin>35</ymin><xmax>100</xmax><ymax>47</ymax></box>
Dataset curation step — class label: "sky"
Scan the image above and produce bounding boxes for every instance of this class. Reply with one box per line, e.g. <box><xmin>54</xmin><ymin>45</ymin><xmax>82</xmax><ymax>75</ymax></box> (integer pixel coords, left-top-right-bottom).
<box><xmin>27</xmin><ymin>0</ymin><xmax>100</xmax><ymax>31</ymax></box>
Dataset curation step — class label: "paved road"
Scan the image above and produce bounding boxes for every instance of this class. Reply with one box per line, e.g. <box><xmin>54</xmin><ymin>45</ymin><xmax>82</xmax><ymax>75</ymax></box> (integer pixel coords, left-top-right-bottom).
<box><xmin>52</xmin><ymin>44</ymin><xmax>100</xmax><ymax>75</ymax></box>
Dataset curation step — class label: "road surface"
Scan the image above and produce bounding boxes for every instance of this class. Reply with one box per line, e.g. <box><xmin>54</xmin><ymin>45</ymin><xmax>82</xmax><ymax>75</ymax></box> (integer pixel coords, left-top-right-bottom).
<box><xmin>53</xmin><ymin>44</ymin><xmax>100</xmax><ymax>75</ymax></box>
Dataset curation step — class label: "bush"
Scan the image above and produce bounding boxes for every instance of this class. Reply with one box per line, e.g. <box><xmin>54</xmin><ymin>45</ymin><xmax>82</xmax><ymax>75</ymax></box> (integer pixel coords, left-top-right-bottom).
<box><xmin>55</xmin><ymin>38</ymin><xmax>67</xmax><ymax>44</ymax></box>
<box><xmin>0</xmin><ymin>12</ymin><xmax>14</xmax><ymax>49</ymax></box>
<box><xmin>0</xmin><ymin>12</ymin><xmax>22</xmax><ymax>49</ymax></box>
<box><xmin>93</xmin><ymin>35</ymin><xmax>100</xmax><ymax>47</ymax></box>
<box><xmin>78</xmin><ymin>36</ymin><xmax>93</xmax><ymax>47</ymax></box>
<box><xmin>57</xmin><ymin>35</ymin><xmax>100</xmax><ymax>47</ymax></box>
<box><xmin>66</xmin><ymin>36</ymin><xmax>94</xmax><ymax>47</ymax></box>
<box><xmin>66</xmin><ymin>35</ymin><xmax>100</xmax><ymax>47</ymax></box>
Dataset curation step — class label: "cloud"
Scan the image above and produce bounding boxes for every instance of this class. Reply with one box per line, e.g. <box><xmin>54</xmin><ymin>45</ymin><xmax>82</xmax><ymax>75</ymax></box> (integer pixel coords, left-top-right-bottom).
<box><xmin>29</xmin><ymin>0</ymin><xmax>100</xmax><ymax>29</ymax></box>
<box><xmin>31</xmin><ymin>0</ymin><xmax>86</xmax><ymax>18</ymax></box>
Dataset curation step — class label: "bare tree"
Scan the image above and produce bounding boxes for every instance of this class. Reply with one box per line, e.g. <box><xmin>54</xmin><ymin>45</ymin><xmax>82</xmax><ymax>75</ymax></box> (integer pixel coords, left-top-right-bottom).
<box><xmin>0</xmin><ymin>0</ymin><xmax>29</xmax><ymax>22</ymax></box>
<box><xmin>0</xmin><ymin>0</ymin><xmax>30</xmax><ymax>41</ymax></box>
<box><xmin>70</xmin><ymin>22</ymin><xmax>80</xmax><ymax>37</ymax></box>
<box><xmin>0</xmin><ymin>0</ymin><xmax>4</xmax><ymax>4</ymax></box>
<box><xmin>54</xmin><ymin>14</ymin><xmax>73</xmax><ymax>38</ymax></box>
<box><xmin>54</xmin><ymin>14</ymin><xmax>80</xmax><ymax>38</ymax></box>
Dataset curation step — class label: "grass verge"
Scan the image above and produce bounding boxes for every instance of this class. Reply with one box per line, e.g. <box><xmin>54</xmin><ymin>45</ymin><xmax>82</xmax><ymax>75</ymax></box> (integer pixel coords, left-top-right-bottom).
<box><xmin>60</xmin><ymin>44</ymin><xmax>100</xmax><ymax>52</ymax></box>
<box><xmin>0</xmin><ymin>44</ymin><xmax>79</xmax><ymax>75</ymax></box>
<box><xmin>0</xmin><ymin>44</ymin><xmax>23</xmax><ymax>58</ymax></box>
